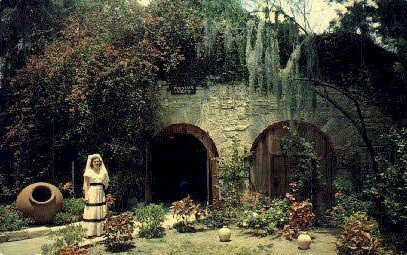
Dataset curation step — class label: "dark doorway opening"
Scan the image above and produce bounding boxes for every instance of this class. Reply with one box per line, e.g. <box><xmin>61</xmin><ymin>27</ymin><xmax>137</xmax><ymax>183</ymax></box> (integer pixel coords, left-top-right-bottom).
<box><xmin>151</xmin><ymin>134</ymin><xmax>208</xmax><ymax>204</ymax></box>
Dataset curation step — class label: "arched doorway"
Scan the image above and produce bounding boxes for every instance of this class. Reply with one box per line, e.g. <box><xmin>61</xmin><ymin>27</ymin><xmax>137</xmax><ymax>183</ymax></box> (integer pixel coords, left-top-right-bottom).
<box><xmin>145</xmin><ymin>124</ymin><xmax>219</xmax><ymax>204</ymax></box>
<box><xmin>250</xmin><ymin>120</ymin><xmax>336</xmax><ymax>213</ymax></box>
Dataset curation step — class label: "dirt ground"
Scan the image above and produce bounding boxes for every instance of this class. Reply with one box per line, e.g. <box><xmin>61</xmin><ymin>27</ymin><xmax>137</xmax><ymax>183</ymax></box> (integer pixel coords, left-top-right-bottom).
<box><xmin>87</xmin><ymin>227</ymin><xmax>339</xmax><ymax>255</ymax></box>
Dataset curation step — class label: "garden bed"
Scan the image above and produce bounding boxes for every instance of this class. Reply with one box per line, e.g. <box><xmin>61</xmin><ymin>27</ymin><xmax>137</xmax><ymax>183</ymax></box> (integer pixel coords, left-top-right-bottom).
<box><xmin>87</xmin><ymin>227</ymin><xmax>339</xmax><ymax>255</ymax></box>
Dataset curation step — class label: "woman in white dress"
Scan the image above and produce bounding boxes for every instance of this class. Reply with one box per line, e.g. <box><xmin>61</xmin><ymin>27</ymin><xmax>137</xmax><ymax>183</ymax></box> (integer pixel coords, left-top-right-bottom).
<box><xmin>82</xmin><ymin>154</ymin><xmax>109</xmax><ymax>238</ymax></box>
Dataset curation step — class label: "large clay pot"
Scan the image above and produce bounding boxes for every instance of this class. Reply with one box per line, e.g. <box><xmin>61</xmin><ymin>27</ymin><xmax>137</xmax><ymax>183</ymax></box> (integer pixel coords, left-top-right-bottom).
<box><xmin>218</xmin><ymin>226</ymin><xmax>231</xmax><ymax>242</ymax></box>
<box><xmin>16</xmin><ymin>182</ymin><xmax>63</xmax><ymax>224</ymax></box>
<box><xmin>297</xmin><ymin>231</ymin><xmax>312</xmax><ymax>250</ymax></box>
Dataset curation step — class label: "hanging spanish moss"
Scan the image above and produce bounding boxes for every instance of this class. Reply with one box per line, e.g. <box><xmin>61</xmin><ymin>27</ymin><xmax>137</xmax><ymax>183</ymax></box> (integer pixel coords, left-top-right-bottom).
<box><xmin>246</xmin><ymin>19</ymin><xmax>257</xmax><ymax>88</ymax></box>
<box><xmin>266</xmin><ymin>27</ymin><xmax>281</xmax><ymax>98</ymax></box>
<box><xmin>245</xmin><ymin>11</ymin><xmax>319</xmax><ymax>119</ymax></box>
<box><xmin>198</xmin><ymin>0</ymin><xmax>249</xmax><ymax>79</ymax></box>
<box><xmin>304</xmin><ymin>35</ymin><xmax>318</xmax><ymax>111</ymax></box>
<box><xmin>280</xmin><ymin>42</ymin><xmax>301</xmax><ymax>118</ymax></box>
<box><xmin>223</xmin><ymin>20</ymin><xmax>237</xmax><ymax>75</ymax></box>
<box><xmin>199</xmin><ymin>19</ymin><xmax>222</xmax><ymax>60</ymax></box>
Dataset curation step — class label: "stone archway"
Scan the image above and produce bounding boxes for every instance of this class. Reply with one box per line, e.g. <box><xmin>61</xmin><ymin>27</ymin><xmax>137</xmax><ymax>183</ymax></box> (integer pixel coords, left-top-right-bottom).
<box><xmin>250</xmin><ymin>120</ymin><xmax>337</xmax><ymax>212</ymax></box>
<box><xmin>145</xmin><ymin>123</ymin><xmax>219</xmax><ymax>203</ymax></box>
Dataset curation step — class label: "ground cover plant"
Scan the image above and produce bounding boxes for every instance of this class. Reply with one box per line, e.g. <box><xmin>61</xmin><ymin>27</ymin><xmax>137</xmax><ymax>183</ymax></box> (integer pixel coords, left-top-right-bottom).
<box><xmin>41</xmin><ymin>224</ymin><xmax>86</xmax><ymax>255</ymax></box>
<box><xmin>0</xmin><ymin>204</ymin><xmax>30</xmax><ymax>231</ymax></box>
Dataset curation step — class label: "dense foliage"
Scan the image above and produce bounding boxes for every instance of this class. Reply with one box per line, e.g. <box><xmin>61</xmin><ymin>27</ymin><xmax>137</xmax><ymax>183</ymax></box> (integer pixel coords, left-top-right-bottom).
<box><xmin>53</xmin><ymin>198</ymin><xmax>85</xmax><ymax>225</ymax></box>
<box><xmin>134</xmin><ymin>203</ymin><xmax>165</xmax><ymax>238</ymax></box>
<box><xmin>336</xmin><ymin>212</ymin><xmax>382</xmax><ymax>255</ymax></box>
<box><xmin>279</xmin><ymin>126</ymin><xmax>322</xmax><ymax>203</ymax></box>
<box><xmin>1</xmin><ymin>0</ymin><xmax>203</xmax><ymax>200</ymax></box>
<box><xmin>104</xmin><ymin>212</ymin><xmax>135</xmax><ymax>251</ymax></box>
<box><xmin>363</xmin><ymin>128</ymin><xmax>407</xmax><ymax>234</ymax></box>
<box><xmin>237</xmin><ymin>194</ymin><xmax>289</xmax><ymax>236</ymax></box>
<box><xmin>331</xmin><ymin>177</ymin><xmax>373</xmax><ymax>227</ymax></box>
<box><xmin>0</xmin><ymin>204</ymin><xmax>30</xmax><ymax>231</ymax></box>
<box><xmin>171</xmin><ymin>195</ymin><xmax>206</xmax><ymax>233</ymax></box>
<box><xmin>218</xmin><ymin>145</ymin><xmax>249</xmax><ymax>219</ymax></box>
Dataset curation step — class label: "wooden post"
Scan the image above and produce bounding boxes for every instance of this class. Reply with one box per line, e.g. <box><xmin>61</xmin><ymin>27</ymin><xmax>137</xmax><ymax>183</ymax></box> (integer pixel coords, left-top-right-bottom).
<box><xmin>145</xmin><ymin>146</ymin><xmax>152</xmax><ymax>203</ymax></box>
<box><xmin>71</xmin><ymin>161</ymin><xmax>75</xmax><ymax>188</ymax></box>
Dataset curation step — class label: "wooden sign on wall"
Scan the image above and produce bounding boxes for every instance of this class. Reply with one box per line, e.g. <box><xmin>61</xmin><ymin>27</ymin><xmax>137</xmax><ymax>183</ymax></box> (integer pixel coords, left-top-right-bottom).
<box><xmin>170</xmin><ymin>85</ymin><xmax>196</xmax><ymax>95</ymax></box>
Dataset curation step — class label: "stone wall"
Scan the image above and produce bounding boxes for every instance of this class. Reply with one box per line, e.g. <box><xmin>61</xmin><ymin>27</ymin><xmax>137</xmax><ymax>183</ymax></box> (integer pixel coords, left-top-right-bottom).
<box><xmin>157</xmin><ymin>82</ymin><xmax>368</xmax><ymax>162</ymax></box>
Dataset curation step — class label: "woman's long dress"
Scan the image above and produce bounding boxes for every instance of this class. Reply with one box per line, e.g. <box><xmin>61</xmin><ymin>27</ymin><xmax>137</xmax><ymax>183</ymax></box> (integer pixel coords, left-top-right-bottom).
<box><xmin>83</xmin><ymin>169</ymin><xmax>108</xmax><ymax>237</ymax></box>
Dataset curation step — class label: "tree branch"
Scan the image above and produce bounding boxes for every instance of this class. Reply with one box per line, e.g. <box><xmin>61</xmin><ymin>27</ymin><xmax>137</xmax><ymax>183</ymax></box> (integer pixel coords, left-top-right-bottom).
<box><xmin>297</xmin><ymin>77</ymin><xmax>379</xmax><ymax>172</ymax></box>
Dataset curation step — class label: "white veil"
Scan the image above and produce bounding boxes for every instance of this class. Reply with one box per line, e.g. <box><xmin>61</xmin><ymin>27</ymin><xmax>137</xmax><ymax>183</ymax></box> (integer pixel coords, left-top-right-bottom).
<box><xmin>84</xmin><ymin>153</ymin><xmax>110</xmax><ymax>188</ymax></box>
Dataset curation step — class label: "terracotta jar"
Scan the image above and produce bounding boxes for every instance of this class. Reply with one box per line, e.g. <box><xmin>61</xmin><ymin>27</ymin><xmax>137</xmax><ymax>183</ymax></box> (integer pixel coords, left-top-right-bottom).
<box><xmin>218</xmin><ymin>226</ymin><xmax>231</xmax><ymax>242</ymax></box>
<box><xmin>16</xmin><ymin>182</ymin><xmax>63</xmax><ymax>224</ymax></box>
<box><xmin>297</xmin><ymin>231</ymin><xmax>312</xmax><ymax>250</ymax></box>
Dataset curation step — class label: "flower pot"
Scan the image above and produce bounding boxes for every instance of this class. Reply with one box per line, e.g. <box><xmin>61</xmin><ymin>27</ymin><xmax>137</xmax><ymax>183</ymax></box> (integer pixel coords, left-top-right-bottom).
<box><xmin>218</xmin><ymin>226</ymin><xmax>231</xmax><ymax>242</ymax></box>
<box><xmin>297</xmin><ymin>231</ymin><xmax>312</xmax><ymax>250</ymax></box>
<box><xmin>16</xmin><ymin>182</ymin><xmax>63</xmax><ymax>224</ymax></box>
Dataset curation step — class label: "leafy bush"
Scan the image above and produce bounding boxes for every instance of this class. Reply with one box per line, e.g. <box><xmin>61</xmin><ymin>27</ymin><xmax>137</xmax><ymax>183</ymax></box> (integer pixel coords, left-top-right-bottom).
<box><xmin>240</xmin><ymin>191</ymin><xmax>271</xmax><ymax>212</ymax></box>
<box><xmin>218</xmin><ymin>145</ymin><xmax>249</xmax><ymax>218</ymax></box>
<box><xmin>104</xmin><ymin>213</ymin><xmax>135</xmax><ymax>251</ymax></box>
<box><xmin>53</xmin><ymin>198</ymin><xmax>85</xmax><ymax>225</ymax></box>
<box><xmin>279</xmin><ymin>127</ymin><xmax>323</xmax><ymax>201</ymax></box>
<box><xmin>41</xmin><ymin>224</ymin><xmax>86</xmax><ymax>255</ymax></box>
<box><xmin>331</xmin><ymin>193</ymin><xmax>373</xmax><ymax>227</ymax></box>
<box><xmin>53</xmin><ymin>212</ymin><xmax>74</xmax><ymax>226</ymax></box>
<box><xmin>283</xmin><ymin>201</ymin><xmax>315</xmax><ymax>240</ymax></box>
<box><xmin>173</xmin><ymin>221</ymin><xmax>198</xmax><ymax>233</ymax></box>
<box><xmin>200</xmin><ymin>200</ymin><xmax>231</xmax><ymax>229</ymax></box>
<box><xmin>333</xmin><ymin>176</ymin><xmax>355</xmax><ymax>195</ymax></box>
<box><xmin>268</xmin><ymin>199</ymin><xmax>290</xmax><ymax>228</ymax></box>
<box><xmin>237</xmin><ymin>198</ymin><xmax>288</xmax><ymax>236</ymax></box>
<box><xmin>0</xmin><ymin>205</ymin><xmax>30</xmax><ymax>231</ymax></box>
<box><xmin>171</xmin><ymin>196</ymin><xmax>206</xmax><ymax>233</ymax></box>
<box><xmin>62</xmin><ymin>198</ymin><xmax>85</xmax><ymax>219</ymax></box>
<box><xmin>59</xmin><ymin>182</ymin><xmax>75</xmax><ymax>199</ymax></box>
<box><xmin>363</xmin><ymin>128</ymin><xmax>407</xmax><ymax>232</ymax></box>
<box><xmin>238</xmin><ymin>210</ymin><xmax>276</xmax><ymax>236</ymax></box>
<box><xmin>134</xmin><ymin>203</ymin><xmax>165</xmax><ymax>238</ymax></box>
<box><xmin>336</xmin><ymin>212</ymin><xmax>382</xmax><ymax>255</ymax></box>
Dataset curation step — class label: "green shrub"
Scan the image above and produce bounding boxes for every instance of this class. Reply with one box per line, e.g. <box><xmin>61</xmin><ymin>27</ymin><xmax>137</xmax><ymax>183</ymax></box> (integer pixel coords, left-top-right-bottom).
<box><xmin>240</xmin><ymin>191</ymin><xmax>271</xmax><ymax>212</ymax></box>
<box><xmin>52</xmin><ymin>198</ymin><xmax>85</xmax><ymax>225</ymax></box>
<box><xmin>331</xmin><ymin>193</ymin><xmax>373</xmax><ymax>227</ymax></box>
<box><xmin>173</xmin><ymin>221</ymin><xmax>197</xmax><ymax>233</ymax></box>
<box><xmin>41</xmin><ymin>224</ymin><xmax>85</xmax><ymax>255</ymax></box>
<box><xmin>237</xmin><ymin>198</ymin><xmax>288</xmax><ymax>236</ymax></box>
<box><xmin>62</xmin><ymin>198</ymin><xmax>84</xmax><ymax>217</ymax></box>
<box><xmin>134</xmin><ymin>203</ymin><xmax>165</xmax><ymax>238</ymax></box>
<box><xmin>218</xmin><ymin>145</ymin><xmax>249</xmax><ymax>218</ymax></box>
<box><xmin>268</xmin><ymin>199</ymin><xmax>289</xmax><ymax>228</ymax></box>
<box><xmin>0</xmin><ymin>205</ymin><xmax>30</xmax><ymax>231</ymax></box>
<box><xmin>333</xmin><ymin>176</ymin><xmax>355</xmax><ymax>195</ymax></box>
<box><xmin>336</xmin><ymin>212</ymin><xmax>382</xmax><ymax>255</ymax></box>
<box><xmin>105</xmin><ymin>213</ymin><xmax>135</xmax><ymax>252</ymax></box>
<box><xmin>53</xmin><ymin>212</ymin><xmax>74</xmax><ymax>226</ymax></box>
<box><xmin>201</xmin><ymin>200</ymin><xmax>233</xmax><ymax>229</ymax></box>
<box><xmin>238</xmin><ymin>209</ymin><xmax>276</xmax><ymax>236</ymax></box>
